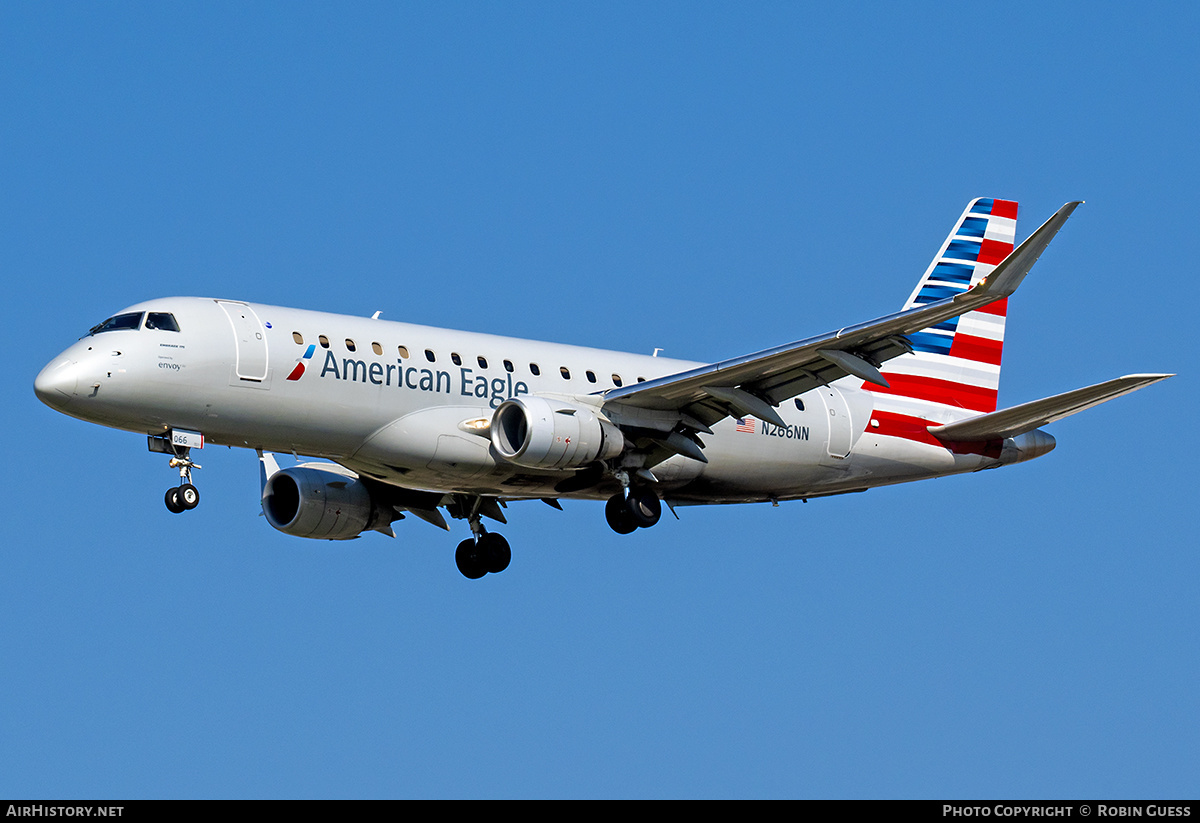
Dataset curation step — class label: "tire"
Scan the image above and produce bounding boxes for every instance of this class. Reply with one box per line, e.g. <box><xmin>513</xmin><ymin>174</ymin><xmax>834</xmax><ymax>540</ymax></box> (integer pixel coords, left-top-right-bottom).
<box><xmin>455</xmin><ymin>538</ymin><xmax>488</xmax><ymax>579</ymax></box>
<box><xmin>625</xmin><ymin>488</ymin><xmax>662</xmax><ymax>528</ymax></box>
<box><xmin>178</xmin><ymin>483</ymin><xmax>200</xmax><ymax>510</ymax></box>
<box><xmin>480</xmin><ymin>533</ymin><xmax>511</xmax><ymax>574</ymax></box>
<box><xmin>605</xmin><ymin>494</ymin><xmax>638</xmax><ymax>534</ymax></box>
<box><xmin>164</xmin><ymin>487</ymin><xmax>185</xmax><ymax>514</ymax></box>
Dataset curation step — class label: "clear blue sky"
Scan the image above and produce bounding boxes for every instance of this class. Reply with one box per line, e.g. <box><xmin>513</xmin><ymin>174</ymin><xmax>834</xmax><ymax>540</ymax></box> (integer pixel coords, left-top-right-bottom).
<box><xmin>2</xmin><ymin>2</ymin><xmax>1195</xmax><ymax>799</ymax></box>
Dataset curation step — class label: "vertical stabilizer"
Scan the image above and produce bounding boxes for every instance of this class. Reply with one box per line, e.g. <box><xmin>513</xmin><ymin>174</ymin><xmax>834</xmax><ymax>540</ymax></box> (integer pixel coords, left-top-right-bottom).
<box><xmin>866</xmin><ymin>198</ymin><xmax>1018</xmax><ymax>437</ymax></box>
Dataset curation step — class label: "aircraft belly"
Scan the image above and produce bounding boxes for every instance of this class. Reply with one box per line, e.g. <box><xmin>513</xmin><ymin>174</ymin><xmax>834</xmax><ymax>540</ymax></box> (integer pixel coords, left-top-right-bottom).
<box><xmin>850</xmin><ymin>432</ymin><xmax>991</xmax><ymax>483</ymax></box>
<box><xmin>351</xmin><ymin>405</ymin><xmax>498</xmax><ymax>477</ymax></box>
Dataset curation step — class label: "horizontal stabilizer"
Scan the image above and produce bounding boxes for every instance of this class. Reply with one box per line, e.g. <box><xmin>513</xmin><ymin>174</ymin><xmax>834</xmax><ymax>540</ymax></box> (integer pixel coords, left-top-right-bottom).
<box><xmin>927</xmin><ymin>373</ymin><xmax>1173</xmax><ymax>442</ymax></box>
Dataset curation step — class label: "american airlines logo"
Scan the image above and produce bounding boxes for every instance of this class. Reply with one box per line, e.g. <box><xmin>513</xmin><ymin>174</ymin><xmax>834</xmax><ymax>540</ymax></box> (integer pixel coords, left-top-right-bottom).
<box><xmin>286</xmin><ymin>345</ymin><xmax>316</xmax><ymax>381</ymax></box>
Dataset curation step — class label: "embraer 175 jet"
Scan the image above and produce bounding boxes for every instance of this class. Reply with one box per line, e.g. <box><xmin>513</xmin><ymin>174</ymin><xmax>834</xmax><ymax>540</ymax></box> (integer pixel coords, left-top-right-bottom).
<box><xmin>35</xmin><ymin>199</ymin><xmax>1171</xmax><ymax>578</ymax></box>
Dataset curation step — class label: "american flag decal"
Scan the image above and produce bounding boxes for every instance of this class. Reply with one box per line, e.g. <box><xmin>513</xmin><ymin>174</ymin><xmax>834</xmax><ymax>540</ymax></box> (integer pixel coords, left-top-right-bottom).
<box><xmin>735</xmin><ymin>416</ymin><xmax>755</xmax><ymax>433</ymax></box>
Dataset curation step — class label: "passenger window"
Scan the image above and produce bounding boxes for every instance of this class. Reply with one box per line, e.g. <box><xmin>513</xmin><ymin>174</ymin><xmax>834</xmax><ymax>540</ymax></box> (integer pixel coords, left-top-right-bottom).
<box><xmin>503</xmin><ymin>360</ymin><xmax>514</xmax><ymax>373</ymax></box>
<box><xmin>88</xmin><ymin>312</ymin><xmax>143</xmax><ymax>335</ymax></box>
<box><xmin>372</xmin><ymin>342</ymin><xmax>383</xmax><ymax>355</ymax></box>
<box><xmin>425</xmin><ymin>349</ymin><xmax>436</xmax><ymax>363</ymax></box>
<box><xmin>585</xmin><ymin>370</ymin><xmax>597</xmax><ymax>383</ymax></box>
<box><xmin>530</xmin><ymin>363</ymin><xmax>541</xmax><ymax>376</ymax></box>
<box><xmin>560</xmin><ymin>367</ymin><xmax>571</xmax><ymax>380</ymax></box>
<box><xmin>145</xmin><ymin>312</ymin><xmax>180</xmax><ymax>332</ymax></box>
<box><xmin>319</xmin><ymin>335</ymin><xmax>330</xmax><ymax>348</ymax></box>
<box><xmin>794</xmin><ymin>398</ymin><xmax>805</xmax><ymax>411</ymax></box>
<box><xmin>292</xmin><ymin>332</ymin><xmax>304</xmax><ymax>345</ymax></box>
<box><xmin>612</xmin><ymin>374</ymin><xmax>623</xmax><ymax>387</ymax></box>
<box><xmin>451</xmin><ymin>352</ymin><xmax>462</xmax><ymax>366</ymax></box>
<box><xmin>477</xmin><ymin>356</ymin><xmax>488</xmax><ymax>369</ymax></box>
<box><xmin>345</xmin><ymin>339</ymin><xmax>356</xmax><ymax>352</ymax></box>
<box><xmin>398</xmin><ymin>345</ymin><xmax>410</xmax><ymax>359</ymax></box>
<box><xmin>637</xmin><ymin>376</ymin><xmax>646</xmax><ymax>383</ymax></box>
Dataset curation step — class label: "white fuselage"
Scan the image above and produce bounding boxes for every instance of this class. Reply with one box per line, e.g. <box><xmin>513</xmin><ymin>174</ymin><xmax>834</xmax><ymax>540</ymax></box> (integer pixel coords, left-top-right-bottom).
<box><xmin>35</xmin><ymin>296</ymin><xmax>1003</xmax><ymax>505</ymax></box>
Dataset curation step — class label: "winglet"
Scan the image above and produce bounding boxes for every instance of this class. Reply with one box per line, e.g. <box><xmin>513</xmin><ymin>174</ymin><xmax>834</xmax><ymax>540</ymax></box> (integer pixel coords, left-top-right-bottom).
<box><xmin>971</xmin><ymin>201</ymin><xmax>1083</xmax><ymax>299</ymax></box>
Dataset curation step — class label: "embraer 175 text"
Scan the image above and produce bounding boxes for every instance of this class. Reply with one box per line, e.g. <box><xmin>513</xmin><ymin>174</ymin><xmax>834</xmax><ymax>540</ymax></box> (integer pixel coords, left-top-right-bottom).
<box><xmin>35</xmin><ymin>199</ymin><xmax>1171</xmax><ymax>578</ymax></box>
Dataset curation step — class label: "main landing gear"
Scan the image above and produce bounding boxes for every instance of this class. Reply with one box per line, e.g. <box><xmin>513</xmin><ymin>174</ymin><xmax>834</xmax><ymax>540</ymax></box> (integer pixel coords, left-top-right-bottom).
<box><xmin>605</xmin><ymin>484</ymin><xmax>662</xmax><ymax>534</ymax></box>
<box><xmin>455</xmin><ymin>532</ymin><xmax>512</xmax><ymax>580</ymax></box>
<box><xmin>452</xmin><ymin>495</ymin><xmax>512</xmax><ymax>579</ymax></box>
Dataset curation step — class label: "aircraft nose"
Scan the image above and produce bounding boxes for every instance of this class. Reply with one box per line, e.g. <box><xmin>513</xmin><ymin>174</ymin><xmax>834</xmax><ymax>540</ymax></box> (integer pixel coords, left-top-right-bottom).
<box><xmin>34</xmin><ymin>356</ymin><xmax>79</xmax><ymax>409</ymax></box>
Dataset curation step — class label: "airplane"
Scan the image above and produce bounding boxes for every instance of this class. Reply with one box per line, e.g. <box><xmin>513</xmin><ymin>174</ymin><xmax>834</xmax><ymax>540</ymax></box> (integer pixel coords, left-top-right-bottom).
<box><xmin>34</xmin><ymin>198</ymin><xmax>1171</xmax><ymax>579</ymax></box>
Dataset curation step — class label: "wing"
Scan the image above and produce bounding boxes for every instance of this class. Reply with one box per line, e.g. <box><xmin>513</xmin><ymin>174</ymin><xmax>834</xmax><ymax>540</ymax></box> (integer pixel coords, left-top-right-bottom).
<box><xmin>601</xmin><ymin>202</ymin><xmax>1082</xmax><ymax>439</ymax></box>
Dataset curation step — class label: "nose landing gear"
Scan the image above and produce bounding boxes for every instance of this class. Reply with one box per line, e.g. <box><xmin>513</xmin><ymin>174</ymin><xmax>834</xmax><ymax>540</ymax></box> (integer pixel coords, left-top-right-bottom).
<box><xmin>165</xmin><ymin>481</ymin><xmax>200</xmax><ymax>513</ymax></box>
<box><xmin>163</xmin><ymin>452</ymin><xmax>202</xmax><ymax>515</ymax></box>
<box><xmin>149</xmin><ymin>432</ymin><xmax>204</xmax><ymax>515</ymax></box>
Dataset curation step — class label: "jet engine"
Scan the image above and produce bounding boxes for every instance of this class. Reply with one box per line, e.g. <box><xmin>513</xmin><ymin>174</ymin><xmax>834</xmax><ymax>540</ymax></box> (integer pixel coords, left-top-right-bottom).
<box><xmin>261</xmin><ymin>465</ymin><xmax>384</xmax><ymax>540</ymax></box>
<box><xmin>490</xmin><ymin>396</ymin><xmax>625</xmax><ymax>470</ymax></box>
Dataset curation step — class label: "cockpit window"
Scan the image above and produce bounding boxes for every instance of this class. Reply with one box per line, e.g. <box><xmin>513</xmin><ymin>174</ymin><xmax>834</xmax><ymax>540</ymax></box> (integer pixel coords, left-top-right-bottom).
<box><xmin>145</xmin><ymin>312</ymin><xmax>180</xmax><ymax>332</ymax></box>
<box><xmin>88</xmin><ymin>312</ymin><xmax>143</xmax><ymax>335</ymax></box>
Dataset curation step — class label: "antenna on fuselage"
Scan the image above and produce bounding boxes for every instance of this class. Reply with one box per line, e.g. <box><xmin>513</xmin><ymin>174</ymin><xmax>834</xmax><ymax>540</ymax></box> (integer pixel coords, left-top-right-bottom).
<box><xmin>371</xmin><ymin>311</ymin><xmax>382</xmax><ymax>320</ymax></box>
<box><xmin>652</xmin><ymin>348</ymin><xmax>663</xmax><ymax>357</ymax></box>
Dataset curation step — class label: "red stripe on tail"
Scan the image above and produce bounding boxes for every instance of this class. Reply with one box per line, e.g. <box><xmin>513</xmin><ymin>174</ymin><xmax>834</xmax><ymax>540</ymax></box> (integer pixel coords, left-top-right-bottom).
<box><xmin>949</xmin><ymin>333</ymin><xmax>1004</xmax><ymax>366</ymax></box>
<box><xmin>870</xmin><ymin>411</ymin><xmax>1003</xmax><ymax>457</ymax></box>
<box><xmin>978</xmin><ymin>239</ymin><xmax>1014</xmax><ymax>265</ymax></box>
<box><xmin>991</xmin><ymin>199</ymin><xmax>1018</xmax><ymax>220</ymax></box>
<box><xmin>976</xmin><ymin>297</ymin><xmax>1008</xmax><ymax>317</ymax></box>
<box><xmin>866</xmin><ymin>373</ymin><xmax>998</xmax><ymax>413</ymax></box>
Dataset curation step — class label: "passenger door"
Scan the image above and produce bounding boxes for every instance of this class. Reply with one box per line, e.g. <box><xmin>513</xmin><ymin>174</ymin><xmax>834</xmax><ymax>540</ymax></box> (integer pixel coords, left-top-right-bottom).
<box><xmin>217</xmin><ymin>301</ymin><xmax>270</xmax><ymax>383</ymax></box>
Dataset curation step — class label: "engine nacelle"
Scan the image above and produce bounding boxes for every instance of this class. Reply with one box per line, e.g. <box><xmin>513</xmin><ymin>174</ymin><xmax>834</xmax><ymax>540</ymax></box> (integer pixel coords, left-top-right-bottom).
<box><xmin>490</xmin><ymin>396</ymin><xmax>625</xmax><ymax>470</ymax></box>
<box><xmin>261</xmin><ymin>465</ymin><xmax>380</xmax><ymax>540</ymax></box>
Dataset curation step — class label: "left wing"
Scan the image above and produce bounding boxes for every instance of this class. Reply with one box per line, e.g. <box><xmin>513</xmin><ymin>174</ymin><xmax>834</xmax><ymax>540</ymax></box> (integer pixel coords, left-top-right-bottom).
<box><xmin>602</xmin><ymin>201</ymin><xmax>1081</xmax><ymax>433</ymax></box>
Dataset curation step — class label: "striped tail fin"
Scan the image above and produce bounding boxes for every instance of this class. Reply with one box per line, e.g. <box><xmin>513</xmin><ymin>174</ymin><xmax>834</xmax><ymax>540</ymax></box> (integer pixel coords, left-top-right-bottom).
<box><xmin>866</xmin><ymin>198</ymin><xmax>1018</xmax><ymax>428</ymax></box>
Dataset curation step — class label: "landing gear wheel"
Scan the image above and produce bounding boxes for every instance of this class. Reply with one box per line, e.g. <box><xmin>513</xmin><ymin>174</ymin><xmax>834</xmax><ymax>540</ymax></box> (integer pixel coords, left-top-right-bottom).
<box><xmin>605</xmin><ymin>494</ymin><xmax>638</xmax><ymax>534</ymax></box>
<box><xmin>164</xmin><ymin>487</ymin><xmax>185</xmax><ymax>514</ymax></box>
<box><xmin>479</xmin><ymin>532</ymin><xmax>511</xmax><ymax>574</ymax></box>
<box><xmin>455</xmin><ymin>538</ymin><xmax>488</xmax><ymax>579</ymax></box>
<box><xmin>177</xmin><ymin>483</ymin><xmax>200</xmax><ymax>510</ymax></box>
<box><xmin>626</xmin><ymin>487</ymin><xmax>662</xmax><ymax>528</ymax></box>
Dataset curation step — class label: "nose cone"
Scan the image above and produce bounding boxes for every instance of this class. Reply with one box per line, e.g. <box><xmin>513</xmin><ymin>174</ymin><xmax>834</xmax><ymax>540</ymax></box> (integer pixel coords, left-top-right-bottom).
<box><xmin>34</xmin><ymin>356</ymin><xmax>79</xmax><ymax>410</ymax></box>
